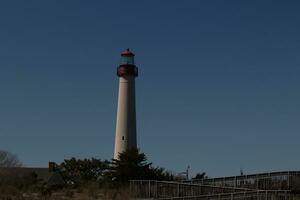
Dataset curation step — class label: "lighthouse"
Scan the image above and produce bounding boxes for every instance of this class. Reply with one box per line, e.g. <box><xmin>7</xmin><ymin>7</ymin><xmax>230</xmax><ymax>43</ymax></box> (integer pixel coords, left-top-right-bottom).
<box><xmin>114</xmin><ymin>49</ymin><xmax>138</xmax><ymax>159</ymax></box>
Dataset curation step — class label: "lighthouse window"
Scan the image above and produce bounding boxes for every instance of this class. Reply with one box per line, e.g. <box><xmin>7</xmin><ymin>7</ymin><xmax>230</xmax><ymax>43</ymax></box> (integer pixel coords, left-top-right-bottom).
<box><xmin>122</xmin><ymin>136</ymin><xmax>125</xmax><ymax>140</ymax></box>
<box><xmin>121</xmin><ymin>56</ymin><xmax>134</xmax><ymax>65</ymax></box>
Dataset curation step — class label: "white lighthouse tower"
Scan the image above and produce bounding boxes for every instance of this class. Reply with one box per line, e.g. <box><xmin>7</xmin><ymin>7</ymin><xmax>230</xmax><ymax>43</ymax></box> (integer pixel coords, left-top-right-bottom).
<box><xmin>114</xmin><ymin>49</ymin><xmax>138</xmax><ymax>159</ymax></box>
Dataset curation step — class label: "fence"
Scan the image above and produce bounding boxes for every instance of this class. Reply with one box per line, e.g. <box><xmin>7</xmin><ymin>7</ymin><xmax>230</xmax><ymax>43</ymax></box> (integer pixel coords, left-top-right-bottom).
<box><xmin>184</xmin><ymin>171</ymin><xmax>300</xmax><ymax>191</ymax></box>
<box><xmin>130</xmin><ymin>171</ymin><xmax>300</xmax><ymax>199</ymax></box>
<box><xmin>130</xmin><ymin>180</ymin><xmax>255</xmax><ymax>199</ymax></box>
<box><xmin>158</xmin><ymin>191</ymin><xmax>294</xmax><ymax>200</ymax></box>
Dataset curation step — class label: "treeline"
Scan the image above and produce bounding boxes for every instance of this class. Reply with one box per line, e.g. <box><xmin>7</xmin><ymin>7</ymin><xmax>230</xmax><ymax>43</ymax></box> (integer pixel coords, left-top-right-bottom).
<box><xmin>0</xmin><ymin>149</ymin><xmax>208</xmax><ymax>199</ymax></box>
<box><xmin>59</xmin><ymin>149</ymin><xmax>174</xmax><ymax>187</ymax></box>
<box><xmin>0</xmin><ymin>149</ymin><xmax>175</xmax><ymax>198</ymax></box>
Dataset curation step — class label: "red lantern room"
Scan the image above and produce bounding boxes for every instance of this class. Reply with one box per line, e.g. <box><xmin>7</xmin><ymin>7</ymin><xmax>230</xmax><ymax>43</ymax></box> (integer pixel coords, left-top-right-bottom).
<box><xmin>117</xmin><ymin>48</ymin><xmax>138</xmax><ymax>77</ymax></box>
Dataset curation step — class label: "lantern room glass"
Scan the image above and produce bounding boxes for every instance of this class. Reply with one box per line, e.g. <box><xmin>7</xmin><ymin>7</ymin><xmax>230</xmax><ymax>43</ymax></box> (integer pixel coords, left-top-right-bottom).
<box><xmin>120</xmin><ymin>56</ymin><xmax>134</xmax><ymax>65</ymax></box>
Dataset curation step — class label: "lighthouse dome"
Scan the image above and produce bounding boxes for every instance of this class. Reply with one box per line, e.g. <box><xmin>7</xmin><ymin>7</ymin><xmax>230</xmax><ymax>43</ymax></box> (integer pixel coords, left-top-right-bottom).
<box><xmin>120</xmin><ymin>48</ymin><xmax>135</xmax><ymax>65</ymax></box>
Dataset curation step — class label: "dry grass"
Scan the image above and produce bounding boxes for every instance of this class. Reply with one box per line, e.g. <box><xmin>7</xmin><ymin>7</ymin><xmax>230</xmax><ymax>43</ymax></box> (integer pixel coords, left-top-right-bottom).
<box><xmin>0</xmin><ymin>185</ymin><xmax>131</xmax><ymax>200</ymax></box>
<box><xmin>0</xmin><ymin>172</ymin><xmax>131</xmax><ymax>200</ymax></box>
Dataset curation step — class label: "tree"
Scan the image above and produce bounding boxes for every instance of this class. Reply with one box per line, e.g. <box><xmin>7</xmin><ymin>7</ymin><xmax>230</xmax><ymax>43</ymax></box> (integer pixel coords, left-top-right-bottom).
<box><xmin>59</xmin><ymin>158</ymin><xmax>110</xmax><ymax>184</ymax></box>
<box><xmin>193</xmin><ymin>172</ymin><xmax>207</xmax><ymax>180</ymax></box>
<box><xmin>107</xmin><ymin>149</ymin><xmax>151</xmax><ymax>183</ymax></box>
<box><xmin>107</xmin><ymin>149</ymin><xmax>174</xmax><ymax>183</ymax></box>
<box><xmin>0</xmin><ymin>150</ymin><xmax>22</xmax><ymax>167</ymax></box>
<box><xmin>59</xmin><ymin>150</ymin><xmax>174</xmax><ymax>187</ymax></box>
<box><xmin>148</xmin><ymin>166</ymin><xmax>174</xmax><ymax>181</ymax></box>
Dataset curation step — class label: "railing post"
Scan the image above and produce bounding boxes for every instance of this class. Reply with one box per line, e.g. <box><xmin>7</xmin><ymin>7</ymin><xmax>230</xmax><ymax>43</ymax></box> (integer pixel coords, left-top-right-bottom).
<box><xmin>287</xmin><ymin>171</ymin><xmax>290</xmax><ymax>189</ymax></box>
<box><xmin>129</xmin><ymin>181</ymin><xmax>132</xmax><ymax>198</ymax></box>
<box><xmin>141</xmin><ymin>180</ymin><xmax>143</xmax><ymax>198</ymax></box>
<box><xmin>148</xmin><ymin>180</ymin><xmax>151</xmax><ymax>198</ymax></box>
<box><xmin>234</xmin><ymin>176</ymin><xmax>237</xmax><ymax>188</ymax></box>
<box><xmin>265</xmin><ymin>191</ymin><xmax>267</xmax><ymax>200</ymax></box>
<box><xmin>285</xmin><ymin>190</ymin><xmax>287</xmax><ymax>200</ymax></box>
<box><xmin>156</xmin><ymin>180</ymin><xmax>158</xmax><ymax>198</ymax></box>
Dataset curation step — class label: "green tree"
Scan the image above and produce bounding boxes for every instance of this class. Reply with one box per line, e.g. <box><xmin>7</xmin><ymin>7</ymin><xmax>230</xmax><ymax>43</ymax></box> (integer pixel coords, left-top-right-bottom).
<box><xmin>148</xmin><ymin>166</ymin><xmax>174</xmax><ymax>181</ymax></box>
<box><xmin>193</xmin><ymin>172</ymin><xmax>207</xmax><ymax>180</ymax></box>
<box><xmin>106</xmin><ymin>149</ymin><xmax>174</xmax><ymax>183</ymax></box>
<box><xmin>107</xmin><ymin>149</ymin><xmax>151</xmax><ymax>183</ymax></box>
<box><xmin>60</xmin><ymin>158</ymin><xmax>110</xmax><ymax>184</ymax></box>
<box><xmin>59</xmin><ymin>150</ymin><xmax>174</xmax><ymax>186</ymax></box>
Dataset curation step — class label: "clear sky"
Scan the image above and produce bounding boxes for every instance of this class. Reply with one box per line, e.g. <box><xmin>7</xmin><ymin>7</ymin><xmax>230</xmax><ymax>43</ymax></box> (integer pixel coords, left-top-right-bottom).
<box><xmin>0</xmin><ymin>1</ymin><xmax>299</xmax><ymax>177</ymax></box>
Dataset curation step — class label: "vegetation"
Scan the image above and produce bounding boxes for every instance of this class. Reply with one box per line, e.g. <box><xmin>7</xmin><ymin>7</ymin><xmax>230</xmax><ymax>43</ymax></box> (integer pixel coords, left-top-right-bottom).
<box><xmin>193</xmin><ymin>172</ymin><xmax>207</xmax><ymax>180</ymax></box>
<box><xmin>59</xmin><ymin>148</ymin><xmax>174</xmax><ymax>186</ymax></box>
<box><xmin>60</xmin><ymin>157</ymin><xmax>110</xmax><ymax>184</ymax></box>
<box><xmin>0</xmin><ymin>150</ymin><xmax>22</xmax><ymax>167</ymax></box>
<box><xmin>0</xmin><ymin>149</ymin><xmax>175</xmax><ymax>199</ymax></box>
<box><xmin>106</xmin><ymin>149</ymin><xmax>174</xmax><ymax>184</ymax></box>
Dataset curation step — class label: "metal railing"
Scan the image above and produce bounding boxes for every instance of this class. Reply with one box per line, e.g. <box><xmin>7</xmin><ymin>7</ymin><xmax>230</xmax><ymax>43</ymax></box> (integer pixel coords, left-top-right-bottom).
<box><xmin>183</xmin><ymin>171</ymin><xmax>300</xmax><ymax>191</ymax></box>
<box><xmin>130</xmin><ymin>171</ymin><xmax>300</xmax><ymax>199</ymax></box>
<box><xmin>158</xmin><ymin>190</ymin><xmax>294</xmax><ymax>200</ymax></box>
<box><xmin>130</xmin><ymin>180</ymin><xmax>256</xmax><ymax>199</ymax></box>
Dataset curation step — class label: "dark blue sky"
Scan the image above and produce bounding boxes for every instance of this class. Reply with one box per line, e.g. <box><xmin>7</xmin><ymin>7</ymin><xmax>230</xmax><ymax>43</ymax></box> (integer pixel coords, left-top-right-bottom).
<box><xmin>0</xmin><ymin>1</ymin><xmax>299</xmax><ymax>177</ymax></box>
